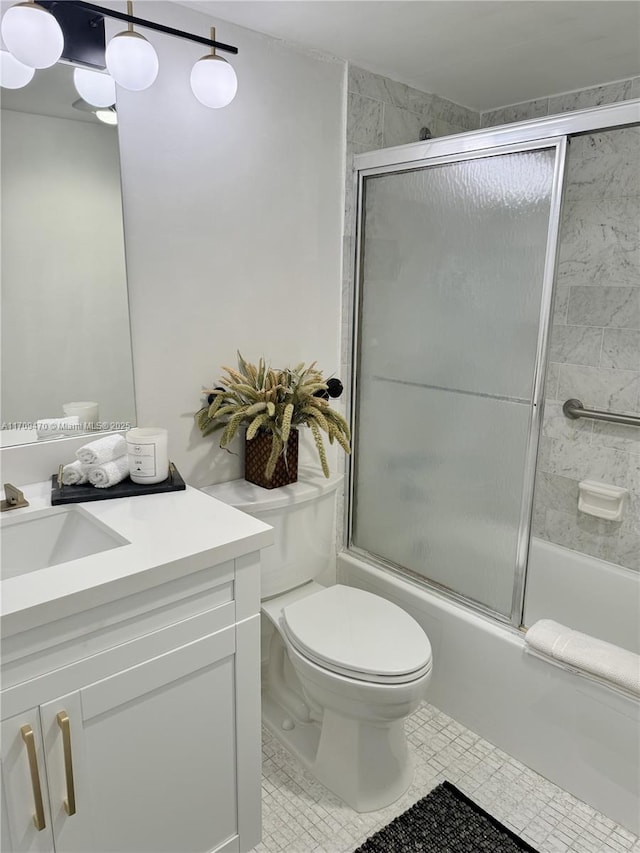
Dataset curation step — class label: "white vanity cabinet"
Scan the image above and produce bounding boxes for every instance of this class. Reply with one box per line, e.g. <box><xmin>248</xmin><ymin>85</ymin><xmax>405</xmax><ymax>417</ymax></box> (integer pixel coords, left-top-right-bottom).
<box><xmin>2</xmin><ymin>708</ymin><xmax>54</xmax><ymax>853</ymax></box>
<box><xmin>1</xmin><ymin>486</ymin><xmax>272</xmax><ymax>853</ymax></box>
<box><xmin>3</xmin><ymin>627</ymin><xmax>240</xmax><ymax>853</ymax></box>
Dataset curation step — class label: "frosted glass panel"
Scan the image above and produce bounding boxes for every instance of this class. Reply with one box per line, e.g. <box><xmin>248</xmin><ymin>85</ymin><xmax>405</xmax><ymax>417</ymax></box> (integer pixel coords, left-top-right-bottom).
<box><xmin>360</xmin><ymin>150</ymin><xmax>555</xmax><ymax>401</ymax></box>
<box><xmin>354</xmin><ymin>381</ymin><xmax>531</xmax><ymax>615</ymax></box>
<box><xmin>353</xmin><ymin>148</ymin><xmax>557</xmax><ymax>617</ymax></box>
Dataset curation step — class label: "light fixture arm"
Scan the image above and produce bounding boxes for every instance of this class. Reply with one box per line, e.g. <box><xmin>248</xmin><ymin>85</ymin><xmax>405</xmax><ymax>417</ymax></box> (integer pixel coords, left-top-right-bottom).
<box><xmin>56</xmin><ymin>0</ymin><xmax>239</xmax><ymax>55</ymax></box>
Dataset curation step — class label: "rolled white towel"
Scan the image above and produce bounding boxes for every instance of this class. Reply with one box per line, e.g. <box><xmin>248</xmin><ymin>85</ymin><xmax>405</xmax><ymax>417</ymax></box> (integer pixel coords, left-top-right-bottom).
<box><xmin>61</xmin><ymin>460</ymin><xmax>89</xmax><ymax>486</ymax></box>
<box><xmin>87</xmin><ymin>455</ymin><xmax>130</xmax><ymax>489</ymax></box>
<box><xmin>76</xmin><ymin>434</ymin><xmax>127</xmax><ymax>466</ymax></box>
<box><xmin>36</xmin><ymin>417</ymin><xmax>80</xmax><ymax>439</ymax></box>
<box><xmin>525</xmin><ymin>619</ymin><xmax>640</xmax><ymax>697</ymax></box>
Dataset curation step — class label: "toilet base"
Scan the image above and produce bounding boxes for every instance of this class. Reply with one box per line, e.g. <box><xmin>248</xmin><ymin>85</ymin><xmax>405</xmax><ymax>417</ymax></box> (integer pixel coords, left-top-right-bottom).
<box><xmin>262</xmin><ymin>690</ymin><xmax>321</xmax><ymax>769</ymax></box>
<box><xmin>313</xmin><ymin>710</ymin><xmax>413</xmax><ymax>812</ymax></box>
<box><xmin>262</xmin><ymin>687</ymin><xmax>414</xmax><ymax>813</ymax></box>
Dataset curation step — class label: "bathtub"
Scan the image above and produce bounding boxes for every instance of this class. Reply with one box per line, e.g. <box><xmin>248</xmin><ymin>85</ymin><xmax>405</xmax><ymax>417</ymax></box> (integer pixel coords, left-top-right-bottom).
<box><xmin>525</xmin><ymin>538</ymin><xmax>639</xmax><ymax>653</ymax></box>
<box><xmin>337</xmin><ymin>538</ymin><xmax>640</xmax><ymax>834</ymax></box>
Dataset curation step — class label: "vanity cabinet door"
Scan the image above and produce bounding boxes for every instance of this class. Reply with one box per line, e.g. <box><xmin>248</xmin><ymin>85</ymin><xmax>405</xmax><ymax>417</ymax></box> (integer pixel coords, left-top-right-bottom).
<box><xmin>1</xmin><ymin>709</ymin><xmax>55</xmax><ymax>853</ymax></box>
<box><xmin>40</xmin><ymin>625</ymin><xmax>239</xmax><ymax>853</ymax></box>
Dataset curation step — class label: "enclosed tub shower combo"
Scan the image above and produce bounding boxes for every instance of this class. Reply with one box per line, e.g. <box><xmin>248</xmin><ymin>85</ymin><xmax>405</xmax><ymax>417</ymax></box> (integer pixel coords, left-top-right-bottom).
<box><xmin>341</xmin><ymin>100</ymin><xmax>640</xmax><ymax>833</ymax></box>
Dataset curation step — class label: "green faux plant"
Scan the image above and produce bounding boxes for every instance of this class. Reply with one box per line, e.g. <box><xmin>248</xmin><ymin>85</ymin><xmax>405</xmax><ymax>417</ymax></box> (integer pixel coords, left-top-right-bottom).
<box><xmin>196</xmin><ymin>353</ymin><xmax>351</xmax><ymax>480</ymax></box>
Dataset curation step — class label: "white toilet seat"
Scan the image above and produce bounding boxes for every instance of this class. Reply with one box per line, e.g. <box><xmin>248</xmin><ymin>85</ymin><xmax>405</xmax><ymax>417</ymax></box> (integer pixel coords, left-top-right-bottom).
<box><xmin>283</xmin><ymin>627</ymin><xmax>432</xmax><ymax>684</ymax></box>
<box><xmin>281</xmin><ymin>584</ymin><xmax>432</xmax><ymax>685</ymax></box>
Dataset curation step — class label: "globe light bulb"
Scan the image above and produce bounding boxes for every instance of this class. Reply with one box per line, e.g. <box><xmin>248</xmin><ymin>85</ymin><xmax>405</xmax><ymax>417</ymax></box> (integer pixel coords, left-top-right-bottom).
<box><xmin>0</xmin><ymin>47</ymin><xmax>35</xmax><ymax>88</ymax></box>
<box><xmin>73</xmin><ymin>67</ymin><xmax>116</xmax><ymax>107</ymax></box>
<box><xmin>1</xmin><ymin>1</ymin><xmax>63</xmax><ymax>69</ymax></box>
<box><xmin>190</xmin><ymin>54</ymin><xmax>237</xmax><ymax>109</ymax></box>
<box><xmin>105</xmin><ymin>30</ymin><xmax>158</xmax><ymax>91</ymax></box>
<box><xmin>95</xmin><ymin>108</ymin><xmax>118</xmax><ymax>126</ymax></box>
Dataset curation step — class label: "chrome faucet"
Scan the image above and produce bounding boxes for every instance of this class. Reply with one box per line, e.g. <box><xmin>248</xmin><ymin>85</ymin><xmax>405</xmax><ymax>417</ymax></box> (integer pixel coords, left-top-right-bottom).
<box><xmin>1</xmin><ymin>483</ymin><xmax>29</xmax><ymax>512</ymax></box>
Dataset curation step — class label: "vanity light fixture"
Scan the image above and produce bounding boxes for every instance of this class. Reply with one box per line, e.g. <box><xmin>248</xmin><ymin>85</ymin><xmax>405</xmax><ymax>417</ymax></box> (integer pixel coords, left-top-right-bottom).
<box><xmin>1</xmin><ymin>0</ymin><xmax>63</xmax><ymax>68</ymax></box>
<box><xmin>73</xmin><ymin>66</ymin><xmax>115</xmax><ymax>107</ymax></box>
<box><xmin>0</xmin><ymin>47</ymin><xmax>35</xmax><ymax>88</ymax></box>
<box><xmin>71</xmin><ymin>95</ymin><xmax>117</xmax><ymax>126</ymax></box>
<box><xmin>190</xmin><ymin>27</ymin><xmax>238</xmax><ymax>109</ymax></box>
<box><xmin>105</xmin><ymin>1</ymin><xmax>158</xmax><ymax>92</ymax></box>
<box><xmin>1</xmin><ymin>1</ymin><xmax>239</xmax><ymax>108</ymax></box>
<box><xmin>95</xmin><ymin>106</ymin><xmax>117</xmax><ymax>125</ymax></box>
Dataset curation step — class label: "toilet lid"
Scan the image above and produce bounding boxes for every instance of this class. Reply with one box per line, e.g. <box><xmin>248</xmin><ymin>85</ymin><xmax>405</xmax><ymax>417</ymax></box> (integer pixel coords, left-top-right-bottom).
<box><xmin>281</xmin><ymin>585</ymin><xmax>432</xmax><ymax>683</ymax></box>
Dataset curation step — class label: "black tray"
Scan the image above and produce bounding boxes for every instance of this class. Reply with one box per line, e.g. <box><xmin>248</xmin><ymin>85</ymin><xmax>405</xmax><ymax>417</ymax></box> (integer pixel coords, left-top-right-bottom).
<box><xmin>51</xmin><ymin>462</ymin><xmax>186</xmax><ymax>505</ymax></box>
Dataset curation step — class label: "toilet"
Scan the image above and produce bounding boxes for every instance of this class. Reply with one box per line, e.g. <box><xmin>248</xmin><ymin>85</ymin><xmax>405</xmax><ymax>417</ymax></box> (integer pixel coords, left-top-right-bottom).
<box><xmin>202</xmin><ymin>471</ymin><xmax>432</xmax><ymax>813</ymax></box>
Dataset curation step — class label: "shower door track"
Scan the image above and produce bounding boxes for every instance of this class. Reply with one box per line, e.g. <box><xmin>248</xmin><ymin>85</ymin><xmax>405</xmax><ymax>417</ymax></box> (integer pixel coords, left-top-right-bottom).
<box><xmin>345</xmin><ymin>98</ymin><xmax>640</xmax><ymax>629</ymax></box>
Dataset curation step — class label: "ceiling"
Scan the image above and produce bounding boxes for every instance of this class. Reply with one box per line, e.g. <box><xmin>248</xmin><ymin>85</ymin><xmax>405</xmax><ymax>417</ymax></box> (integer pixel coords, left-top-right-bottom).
<box><xmin>180</xmin><ymin>1</ymin><xmax>640</xmax><ymax>111</ymax></box>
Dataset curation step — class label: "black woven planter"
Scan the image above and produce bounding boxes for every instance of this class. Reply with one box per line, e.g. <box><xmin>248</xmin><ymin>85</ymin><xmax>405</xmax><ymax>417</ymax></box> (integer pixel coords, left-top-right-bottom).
<box><xmin>244</xmin><ymin>430</ymin><xmax>298</xmax><ymax>489</ymax></box>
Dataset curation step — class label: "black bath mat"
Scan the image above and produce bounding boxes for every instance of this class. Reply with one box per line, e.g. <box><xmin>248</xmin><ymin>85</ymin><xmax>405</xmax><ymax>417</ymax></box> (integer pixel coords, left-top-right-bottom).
<box><xmin>354</xmin><ymin>781</ymin><xmax>539</xmax><ymax>852</ymax></box>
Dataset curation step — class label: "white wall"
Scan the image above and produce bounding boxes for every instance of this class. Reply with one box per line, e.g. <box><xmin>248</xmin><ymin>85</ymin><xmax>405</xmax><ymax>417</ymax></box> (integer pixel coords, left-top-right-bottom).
<box><xmin>1</xmin><ymin>110</ymin><xmax>135</xmax><ymax>426</ymax></box>
<box><xmin>112</xmin><ymin>2</ymin><xmax>345</xmax><ymax>487</ymax></box>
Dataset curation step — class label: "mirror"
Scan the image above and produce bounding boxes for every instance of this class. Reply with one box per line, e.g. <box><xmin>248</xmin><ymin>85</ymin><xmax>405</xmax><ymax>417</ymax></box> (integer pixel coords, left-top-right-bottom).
<box><xmin>1</xmin><ymin>62</ymin><xmax>136</xmax><ymax>446</ymax></box>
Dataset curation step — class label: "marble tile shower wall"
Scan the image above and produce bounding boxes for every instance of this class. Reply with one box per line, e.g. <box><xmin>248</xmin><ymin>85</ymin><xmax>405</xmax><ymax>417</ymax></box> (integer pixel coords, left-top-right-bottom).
<box><xmin>482</xmin><ymin>81</ymin><xmax>639</xmax><ymax>571</ymax></box>
<box><xmin>480</xmin><ymin>77</ymin><xmax>640</xmax><ymax>128</ymax></box>
<box><xmin>344</xmin><ymin>65</ymin><xmax>479</xmax><ymax>244</ymax></box>
<box><xmin>532</xmin><ymin>125</ymin><xmax>640</xmax><ymax>570</ymax></box>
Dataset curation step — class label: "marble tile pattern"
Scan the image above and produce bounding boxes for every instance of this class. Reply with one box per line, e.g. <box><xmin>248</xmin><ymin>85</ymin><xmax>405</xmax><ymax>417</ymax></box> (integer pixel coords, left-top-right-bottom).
<box><xmin>346</xmin><ymin>65</ymin><xmax>479</xmax><ymax>158</ymax></box>
<box><xmin>480</xmin><ymin>97</ymin><xmax>549</xmax><ymax>128</ymax></box>
<box><xmin>250</xmin><ymin>702</ymin><xmax>639</xmax><ymax>853</ymax></box>
<box><xmin>548</xmin><ymin>77</ymin><xmax>640</xmax><ymax>115</ymax></box>
<box><xmin>533</xmin><ymin>125</ymin><xmax>640</xmax><ymax>570</ymax></box>
<box><xmin>480</xmin><ymin>77</ymin><xmax>640</xmax><ymax>128</ymax></box>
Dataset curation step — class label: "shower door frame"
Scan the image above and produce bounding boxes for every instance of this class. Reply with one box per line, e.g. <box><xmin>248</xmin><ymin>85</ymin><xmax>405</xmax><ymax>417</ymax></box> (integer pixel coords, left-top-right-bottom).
<box><xmin>346</xmin><ymin>99</ymin><xmax>640</xmax><ymax>628</ymax></box>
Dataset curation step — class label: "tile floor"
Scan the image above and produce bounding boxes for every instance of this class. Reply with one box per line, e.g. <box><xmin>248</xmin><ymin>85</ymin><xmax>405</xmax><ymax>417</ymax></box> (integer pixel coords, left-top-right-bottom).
<box><xmin>251</xmin><ymin>702</ymin><xmax>639</xmax><ymax>853</ymax></box>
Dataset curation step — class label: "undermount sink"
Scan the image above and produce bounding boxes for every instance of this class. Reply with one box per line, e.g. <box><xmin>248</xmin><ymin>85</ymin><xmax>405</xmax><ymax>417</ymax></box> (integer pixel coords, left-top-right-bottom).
<box><xmin>1</xmin><ymin>505</ymin><xmax>129</xmax><ymax>579</ymax></box>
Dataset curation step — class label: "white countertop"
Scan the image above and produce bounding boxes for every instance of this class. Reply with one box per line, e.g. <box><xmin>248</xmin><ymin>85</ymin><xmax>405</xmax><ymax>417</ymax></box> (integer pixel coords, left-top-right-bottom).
<box><xmin>1</xmin><ymin>480</ymin><xmax>273</xmax><ymax>635</ymax></box>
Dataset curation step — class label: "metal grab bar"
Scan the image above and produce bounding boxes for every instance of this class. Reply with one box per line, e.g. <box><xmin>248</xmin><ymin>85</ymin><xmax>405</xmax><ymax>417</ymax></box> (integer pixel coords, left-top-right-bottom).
<box><xmin>562</xmin><ymin>398</ymin><xmax>640</xmax><ymax>428</ymax></box>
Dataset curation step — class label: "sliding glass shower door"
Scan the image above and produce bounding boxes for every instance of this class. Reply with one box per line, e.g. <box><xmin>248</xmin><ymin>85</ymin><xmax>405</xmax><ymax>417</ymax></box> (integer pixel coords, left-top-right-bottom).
<box><xmin>351</xmin><ymin>141</ymin><xmax>565</xmax><ymax>621</ymax></box>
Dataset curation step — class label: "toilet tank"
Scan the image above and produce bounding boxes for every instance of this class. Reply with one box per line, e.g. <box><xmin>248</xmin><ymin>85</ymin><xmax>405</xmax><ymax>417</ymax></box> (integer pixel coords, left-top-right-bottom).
<box><xmin>202</xmin><ymin>471</ymin><xmax>342</xmax><ymax>599</ymax></box>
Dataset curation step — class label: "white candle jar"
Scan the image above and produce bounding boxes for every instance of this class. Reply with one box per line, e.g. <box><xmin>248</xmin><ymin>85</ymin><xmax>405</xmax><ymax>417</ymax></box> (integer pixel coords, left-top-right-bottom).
<box><xmin>63</xmin><ymin>401</ymin><xmax>99</xmax><ymax>428</ymax></box>
<box><xmin>126</xmin><ymin>427</ymin><xmax>169</xmax><ymax>485</ymax></box>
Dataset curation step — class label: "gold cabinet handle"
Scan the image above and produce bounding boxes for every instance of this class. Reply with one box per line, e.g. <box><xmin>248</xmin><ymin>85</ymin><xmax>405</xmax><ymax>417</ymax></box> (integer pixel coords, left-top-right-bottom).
<box><xmin>20</xmin><ymin>725</ymin><xmax>46</xmax><ymax>831</ymax></box>
<box><xmin>56</xmin><ymin>712</ymin><xmax>76</xmax><ymax>816</ymax></box>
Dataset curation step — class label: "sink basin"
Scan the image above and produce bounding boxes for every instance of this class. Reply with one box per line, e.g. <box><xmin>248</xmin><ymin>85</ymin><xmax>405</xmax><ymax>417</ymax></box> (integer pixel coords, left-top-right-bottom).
<box><xmin>1</xmin><ymin>505</ymin><xmax>129</xmax><ymax>579</ymax></box>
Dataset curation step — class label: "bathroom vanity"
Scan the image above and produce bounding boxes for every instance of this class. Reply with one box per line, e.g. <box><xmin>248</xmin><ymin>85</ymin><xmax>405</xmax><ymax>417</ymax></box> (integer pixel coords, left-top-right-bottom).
<box><xmin>0</xmin><ymin>481</ymin><xmax>272</xmax><ymax>853</ymax></box>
